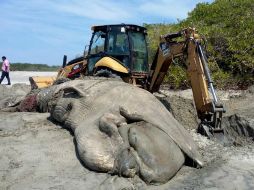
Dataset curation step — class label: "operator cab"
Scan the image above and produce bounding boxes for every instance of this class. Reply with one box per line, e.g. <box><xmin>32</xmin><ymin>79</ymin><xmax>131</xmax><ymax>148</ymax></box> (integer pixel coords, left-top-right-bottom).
<box><xmin>87</xmin><ymin>24</ymin><xmax>149</xmax><ymax>83</ymax></box>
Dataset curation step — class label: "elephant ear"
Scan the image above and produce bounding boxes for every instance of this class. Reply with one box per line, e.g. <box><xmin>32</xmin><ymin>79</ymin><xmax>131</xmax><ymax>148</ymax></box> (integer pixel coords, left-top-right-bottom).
<box><xmin>61</xmin><ymin>86</ymin><xmax>86</xmax><ymax>98</ymax></box>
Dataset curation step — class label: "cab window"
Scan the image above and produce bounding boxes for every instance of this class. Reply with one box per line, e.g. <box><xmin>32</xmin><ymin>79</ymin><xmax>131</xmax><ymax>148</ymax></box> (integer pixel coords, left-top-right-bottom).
<box><xmin>106</xmin><ymin>28</ymin><xmax>130</xmax><ymax>68</ymax></box>
<box><xmin>129</xmin><ymin>32</ymin><xmax>148</xmax><ymax>72</ymax></box>
<box><xmin>107</xmin><ymin>31</ymin><xmax>129</xmax><ymax>54</ymax></box>
<box><xmin>90</xmin><ymin>31</ymin><xmax>106</xmax><ymax>54</ymax></box>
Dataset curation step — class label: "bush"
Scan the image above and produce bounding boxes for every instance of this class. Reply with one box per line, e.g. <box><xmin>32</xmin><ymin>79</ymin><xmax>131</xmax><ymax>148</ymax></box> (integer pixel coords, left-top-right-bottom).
<box><xmin>145</xmin><ymin>0</ymin><xmax>254</xmax><ymax>89</ymax></box>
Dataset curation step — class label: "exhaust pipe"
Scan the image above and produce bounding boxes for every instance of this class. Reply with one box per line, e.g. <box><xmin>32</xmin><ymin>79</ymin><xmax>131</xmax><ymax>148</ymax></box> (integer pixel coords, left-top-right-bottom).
<box><xmin>62</xmin><ymin>55</ymin><xmax>67</xmax><ymax>68</ymax></box>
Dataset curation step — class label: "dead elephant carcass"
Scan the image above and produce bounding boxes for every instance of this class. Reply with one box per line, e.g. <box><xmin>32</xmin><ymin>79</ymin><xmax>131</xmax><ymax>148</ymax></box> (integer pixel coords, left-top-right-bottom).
<box><xmin>26</xmin><ymin>79</ymin><xmax>204</xmax><ymax>184</ymax></box>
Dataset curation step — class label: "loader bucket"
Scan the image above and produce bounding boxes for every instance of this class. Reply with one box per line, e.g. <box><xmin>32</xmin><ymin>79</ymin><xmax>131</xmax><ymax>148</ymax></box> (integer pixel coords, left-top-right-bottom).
<box><xmin>29</xmin><ymin>76</ymin><xmax>56</xmax><ymax>89</ymax></box>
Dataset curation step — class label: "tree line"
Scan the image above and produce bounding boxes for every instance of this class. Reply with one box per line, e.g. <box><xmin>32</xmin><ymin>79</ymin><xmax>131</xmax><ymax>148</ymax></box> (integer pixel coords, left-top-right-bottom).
<box><xmin>0</xmin><ymin>62</ymin><xmax>59</xmax><ymax>72</ymax></box>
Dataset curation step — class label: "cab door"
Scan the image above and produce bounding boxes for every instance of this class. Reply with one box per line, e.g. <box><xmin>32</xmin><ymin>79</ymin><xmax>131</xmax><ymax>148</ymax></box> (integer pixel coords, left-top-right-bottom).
<box><xmin>129</xmin><ymin>32</ymin><xmax>149</xmax><ymax>73</ymax></box>
<box><xmin>87</xmin><ymin>31</ymin><xmax>106</xmax><ymax>74</ymax></box>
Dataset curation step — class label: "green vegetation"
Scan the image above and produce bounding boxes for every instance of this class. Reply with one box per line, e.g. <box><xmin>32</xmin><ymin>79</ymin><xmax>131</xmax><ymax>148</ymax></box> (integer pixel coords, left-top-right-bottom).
<box><xmin>0</xmin><ymin>62</ymin><xmax>59</xmax><ymax>71</ymax></box>
<box><xmin>145</xmin><ymin>0</ymin><xmax>254</xmax><ymax>89</ymax></box>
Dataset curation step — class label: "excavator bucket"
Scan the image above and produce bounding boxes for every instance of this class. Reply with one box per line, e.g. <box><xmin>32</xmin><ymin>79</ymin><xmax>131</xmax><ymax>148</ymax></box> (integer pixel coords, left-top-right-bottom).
<box><xmin>198</xmin><ymin>123</ymin><xmax>231</xmax><ymax>145</ymax></box>
<box><xmin>29</xmin><ymin>76</ymin><xmax>56</xmax><ymax>89</ymax></box>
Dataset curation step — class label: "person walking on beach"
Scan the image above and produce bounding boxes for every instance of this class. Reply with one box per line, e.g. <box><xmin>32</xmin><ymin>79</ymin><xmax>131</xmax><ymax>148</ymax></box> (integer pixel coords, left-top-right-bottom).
<box><xmin>0</xmin><ymin>56</ymin><xmax>11</xmax><ymax>85</ymax></box>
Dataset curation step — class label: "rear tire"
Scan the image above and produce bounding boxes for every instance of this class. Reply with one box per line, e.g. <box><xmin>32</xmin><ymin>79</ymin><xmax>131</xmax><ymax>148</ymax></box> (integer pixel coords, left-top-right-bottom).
<box><xmin>94</xmin><ymin>69</ymin><xmax>120</xmax><ymax>78</ymax></box>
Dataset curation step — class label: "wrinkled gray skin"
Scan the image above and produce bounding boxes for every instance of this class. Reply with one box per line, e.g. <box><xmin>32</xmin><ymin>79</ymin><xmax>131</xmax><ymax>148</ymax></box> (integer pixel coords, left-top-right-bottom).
<box><xmin>22</xmin><ymin>78</ymin><xmax>203</xmax><ymax>184</ymax></box>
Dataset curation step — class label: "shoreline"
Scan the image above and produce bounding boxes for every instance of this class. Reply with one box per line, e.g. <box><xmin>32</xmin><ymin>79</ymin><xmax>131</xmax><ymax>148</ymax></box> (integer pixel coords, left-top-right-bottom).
<box><xmin>2</xmin><ymin>71</ymin><xmax>57</xmax><ymax>85</ymax></box>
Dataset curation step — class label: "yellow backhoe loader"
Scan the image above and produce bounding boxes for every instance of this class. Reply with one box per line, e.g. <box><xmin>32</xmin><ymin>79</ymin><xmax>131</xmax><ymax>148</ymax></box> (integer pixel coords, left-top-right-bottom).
<box><xmin>29</xmin><ymin>24</ymin><xmax>225</xmax><ymax>138</ymax></box>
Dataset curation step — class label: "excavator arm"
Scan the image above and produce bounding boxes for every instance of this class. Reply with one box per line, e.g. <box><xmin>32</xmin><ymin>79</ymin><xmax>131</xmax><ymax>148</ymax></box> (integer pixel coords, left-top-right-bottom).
<box><xmin>147</xmin><ymin>28</ymin><xmax>225</xmax><ymax>138</ymax></box>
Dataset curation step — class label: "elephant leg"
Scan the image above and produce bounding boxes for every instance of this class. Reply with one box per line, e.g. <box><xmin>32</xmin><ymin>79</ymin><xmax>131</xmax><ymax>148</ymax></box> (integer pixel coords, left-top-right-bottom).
<box><xmin>113</xmin><ymin>146</ymin><xmax>139</xmax><ymax>178</ymax></box>
<box><xmin>128</xmin><ymin>121</ymin><xmax>185</xmax><ymax>184</ymax></box>
<box><xmin>97</xmin><ymin>110</ymin><xmax>141</xmax><ymax>177</ymax></box>
<box><xmin>75</xmin><ymin>112</ymin><xmax>125</xmax><ymax>172</ymax></box>
<box><xmin>119</xmin><ymin>106</ymin><xmax>144</xmax><ymax>123</ymax></box>
<box><xmin>98</xmin><ymin>112</ymin><xmax>126</xmax><ymax>143</ymax></box>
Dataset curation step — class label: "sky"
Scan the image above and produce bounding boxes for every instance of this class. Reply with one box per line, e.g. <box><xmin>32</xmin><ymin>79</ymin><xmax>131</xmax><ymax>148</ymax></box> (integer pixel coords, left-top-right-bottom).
<box><xmin>0</xmin><ymin>0</ymin><xmax>213</xmax><ymax>66</ymax></box>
